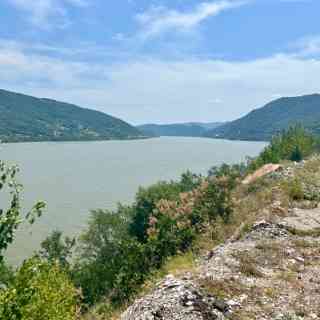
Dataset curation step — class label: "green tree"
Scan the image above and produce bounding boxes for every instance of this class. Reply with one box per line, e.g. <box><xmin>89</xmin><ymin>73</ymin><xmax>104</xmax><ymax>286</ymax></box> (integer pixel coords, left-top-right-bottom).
<box><xmin>129</xmin><ymin>181</ymin><xmax>183</xmax><ymax>242</ymax></box>
<box><xmin>290</xmin><ymin>145</ymin><xmax>303</xmax><ymax>162</ymax></box>
<box><xmin>0</xmin><ymin>160</ymin><xmax>45</xmax><ymax>261</ymax></box>
<box><xmin>0</xmin><ymin>260</ymin><xmax>14</xmax><ymax>287</ymax></box>
<box><xmin>73</xmin><ymin>207</ymin><xmax>133</xmax><ymax>305</ymax></box>
<box><xmin>0</xmin><ymin>258</ymin><xmax>78</xmax><ymax>320</ymax></box>
<box><xmin>40</xmin><ymin>230</ymin><xmax>75</xmax><ymax>269</ymax></box>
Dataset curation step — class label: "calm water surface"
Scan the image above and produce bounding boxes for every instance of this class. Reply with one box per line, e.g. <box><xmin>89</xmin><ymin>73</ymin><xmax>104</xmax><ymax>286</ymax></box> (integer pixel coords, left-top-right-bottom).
<box><xmin>1</xmin><ymin>137</ymin><xmax>267</xmax><ymax>264</ymax></box>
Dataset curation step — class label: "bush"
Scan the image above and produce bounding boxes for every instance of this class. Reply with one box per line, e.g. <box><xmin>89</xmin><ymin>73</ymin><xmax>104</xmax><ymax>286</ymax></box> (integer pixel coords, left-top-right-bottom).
<box><xmin>73</xmin><ymin>207</ymin><xmax>135</xmax><ymax>305</ymax></box>
<box><xmin>0</xmin><ymin>160</ymin><xmax>45</xmax><ymax>261</ymax></box>
<box><xmin>40</xmin><ymin>230</ymin><xmax>75</xmax><ymax>269</ymax></box>
<box><xmin>287</xmin><ymin>179</ymin><xmax>305</xmax><ymax>201</ymax></box>
<box><xmin>129</xmin><ymin>181</ymin><xmax>183</xmax><ymax>243</ymax></box>
<box><xmin>129</xmin><ymin>172</ymin><xmax>202</xmax><ymax>243</ymax></box>
<box><xmin>0</xmin><ymin>260</ymin><xmax>14</xmax><ymax>287</ymax></box>
<box><xmin>0</xmin><ymin>258</ymin><xmax>78</xmax><ymax>320</ymax></box>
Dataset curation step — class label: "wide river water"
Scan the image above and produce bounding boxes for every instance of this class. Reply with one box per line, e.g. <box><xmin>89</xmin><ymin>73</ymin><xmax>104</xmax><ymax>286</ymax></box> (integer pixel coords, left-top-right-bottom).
<box><xmin>1</xmin><ymin>137</ymin><xmax>267</xmax><ymax>265</ymax></box>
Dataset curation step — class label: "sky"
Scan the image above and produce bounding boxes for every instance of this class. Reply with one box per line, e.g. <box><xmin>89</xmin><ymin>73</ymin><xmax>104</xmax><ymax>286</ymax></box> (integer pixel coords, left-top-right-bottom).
<box><xmin>0</xmin><ymin>0</ymin><xmax>320</xmax><ymax>124</ymax></box>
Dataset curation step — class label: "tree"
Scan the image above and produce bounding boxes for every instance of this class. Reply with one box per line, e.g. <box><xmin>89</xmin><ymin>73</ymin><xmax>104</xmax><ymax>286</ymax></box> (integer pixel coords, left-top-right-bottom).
<box><xmin>0</xmin><ymin>160</ymin><xmax>45</xmax><ymax>261</ymax></box>
<box><xmin>73</xmin><ymin>207</ymin><xmax>133</xmax><ymax>305</ymax></box>
<box><xmin>40</xmin><ymin>230</ymin><xmax>75</xmax><ymax>269</ymax></box>
<box><xmin>0</xmin><ymin>258</ymin><xmax>79</xmax><ymax>320</ymax></box>
<box><xmin>290</xmin><ymin>145</ymin><xmax>303</xmax><ymax>162</ymax></box>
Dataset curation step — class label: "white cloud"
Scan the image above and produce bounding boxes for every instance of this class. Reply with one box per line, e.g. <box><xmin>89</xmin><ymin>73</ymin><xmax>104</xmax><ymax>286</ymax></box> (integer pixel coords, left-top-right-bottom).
<box><xmin>135</xmin><ymin>1</ymin><xmax>248</xmax><ymax>39</ymax></box>
<box><xmin>294</xmin><ymin>35</ymin><xmax>320</xmax><ymax>57</ymax></box>
<box><xmin>7</xmin><ymin>0</ymin><xmax>88</xmax><ymax>28</ymax></box>
<box><xmin>0</xmin><ymin>40</ymin><xmax>319</xmax><ymax>124</ymax></box>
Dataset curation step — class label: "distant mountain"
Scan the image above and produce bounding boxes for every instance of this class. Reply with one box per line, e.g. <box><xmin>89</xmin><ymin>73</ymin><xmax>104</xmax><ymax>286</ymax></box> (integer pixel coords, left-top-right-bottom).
<box><xmin>0</xmin><ymin>89</ymin><xmax>145</xmax><ymax>142</ymax></box>
<box><xmin>206</xmin><ymin>94</ymin><xmax>320</xmax><ymax>141</ymax></box>
<box><xmin>137</xmin><ymin>122</ymin><xmax>224</xmax><ymax>137</ymax></box>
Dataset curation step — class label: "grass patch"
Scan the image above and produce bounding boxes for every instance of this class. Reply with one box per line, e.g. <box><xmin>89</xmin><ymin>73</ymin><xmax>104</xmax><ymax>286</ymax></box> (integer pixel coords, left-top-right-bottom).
<box><xmin>255</xmin><ymin>240</ymin><xmax>281</xmax><ymax>252</ymax></box>
<box><xmin>276</xmin><ymin>270</ymin><xmax>296</xmax><ymax>282</ymax></box>
<box><xmin>286</xmin><ymin>226</ymin><xmax>320</xmax><ymax>238</ymax></box>
<box><xmin>233</xmin><ymin>251</ymin><xmax>264</xmax><ymax>278</ymax></box>
<box><xmin>293</xmin><ymin>239</ymin><xmax>318</xmax><ymax>248</ymax></box>
<box><xmin>200</xmin><ymin>278</ymin><xmax>247</xmax><ymax>300</ymax></box>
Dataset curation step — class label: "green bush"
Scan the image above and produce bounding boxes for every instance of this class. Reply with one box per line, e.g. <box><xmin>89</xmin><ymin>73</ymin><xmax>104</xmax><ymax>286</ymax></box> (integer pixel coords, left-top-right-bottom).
<box><xmin>129</xmin><ymin>181</ymin><xmax>183</xmax><ymax>243</ymax></box>
<box><xmin>40</xmin><ymin>230</ymin><xmax>75</xmax><ymax>269</ymax></box>
<box><xmin>0</xmin><ymin>258</ymin><xmax>78</xmax><ymax>320</ymax></box>
<box><xmin>129</xmin><ymin>172</ymin><xmax>201</xmax><ymax>243</ymax></box>
<box><xmin>0</xmin><ymin>260</ymin><xmax>14</xmax><ymax>287</ymax></box>
<box><xmin>73</xmin><ymin>207</ymin><xmax>134</xmax><ymax>305</ymax></box>
<box><xmin>0</xmin><ymin>160</ymin><xmax>45</xmax><ymax>261</ymax></box>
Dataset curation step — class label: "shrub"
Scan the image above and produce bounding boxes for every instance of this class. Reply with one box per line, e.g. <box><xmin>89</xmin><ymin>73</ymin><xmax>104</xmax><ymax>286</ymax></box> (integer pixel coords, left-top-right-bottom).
<box><xmin>0</xmin><ymin>160</ymin><xmax>45</xmax><ymax>261</ymax></box>
<box><xmin>129</xmin><ymin>181</ymin><xmax>183</xmax><ymax>243</ymax></box>
<box><xmin>129</xmin><ymin>172</ymin><xmax>202</xmax><ymax>243</ymax></box>
<box><xmin>282</xmin><ymin>178</ymin><xmax>305</xmax><ymax>201</ymax></box>
<box><xmin>40</xmin><ymin>230</ymin><xmax>75</xmax><ymax>269</ymax></box>
<box><xmin>73</xmin><ymin>207</ymin><xmax>135</xmax><ymax>305</ymax></box>
<box><xmin>0</xmin><ymin>260</ymin><xmax>14</xmax><ymax>287</ymax></box>
<box><xmin>0</xmin><ymin>258</ymin><xmax>78</xmax><ymax>320</ymax></box>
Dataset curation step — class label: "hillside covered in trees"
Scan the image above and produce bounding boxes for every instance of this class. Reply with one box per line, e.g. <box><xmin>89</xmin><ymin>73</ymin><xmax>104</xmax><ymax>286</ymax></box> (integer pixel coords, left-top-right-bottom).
<box><xmin>206</xmin><ymin>94</ymin><xmax>320</xmax><ymax>141</ymax></box>
<box><xmin>137</xmin><ymin>122</ymin><xmax>224</xmax><ymax>137</ymax></box>
<box><xmin>0</xmin><ymin>89</ymin><xmax>146</xmax><ymax>142</ymax></box>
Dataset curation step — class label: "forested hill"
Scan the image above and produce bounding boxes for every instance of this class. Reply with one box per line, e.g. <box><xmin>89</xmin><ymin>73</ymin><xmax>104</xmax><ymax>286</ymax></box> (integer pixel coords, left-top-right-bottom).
<box><xmin>137</xmin><ymin>122</ymin><xmax>224</xmax><ymax>137</ymax></box>
<box><xmin>205</xmin><ymin>94</ymin><xmax>320</xmax><ymax>141</ymax></box>
<box><xmin>0</xmin><ymin>89</ymin><xmax>145</xmax><ymax>142</ymax></box>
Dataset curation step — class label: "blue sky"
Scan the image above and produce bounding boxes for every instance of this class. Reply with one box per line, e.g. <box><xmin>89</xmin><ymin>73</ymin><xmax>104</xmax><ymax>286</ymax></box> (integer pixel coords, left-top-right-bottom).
<box><xmin>0</xmin><ymin>0</ymin><xmax>320</xmax><ymax>124</ymax></box>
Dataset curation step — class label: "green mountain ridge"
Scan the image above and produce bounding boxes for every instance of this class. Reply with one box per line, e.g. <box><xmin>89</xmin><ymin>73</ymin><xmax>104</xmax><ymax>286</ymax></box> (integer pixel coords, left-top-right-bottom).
<box><xmin>137</xmin><ymin>122</ymin><xmax>224</xmax><ymax>137</ymax></box>
<box><xmin>0</xmin><ymin>89</ymin><xmax>145</xmax><ymax>142</ymax></box>
<box><xmin>205</xmin><ymin>94</ymin><xmax>320</xmax><ymax>141</ymax></box>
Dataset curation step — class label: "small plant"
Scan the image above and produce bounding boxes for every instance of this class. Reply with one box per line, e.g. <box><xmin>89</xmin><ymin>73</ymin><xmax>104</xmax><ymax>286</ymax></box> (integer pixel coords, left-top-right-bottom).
<box><xmin>0</xmin><ymin>258</ymin><xmax>79</xmax><ymax>320</ymax></box>
<box><xmin>264</xmin><ymin>287</ymin><xmax>278</xmax><ymax>298</ymax></box>
<box><xmin>200</xmin><ymin>278</ymin><xmax>247</xmax><ymax>300</ymax></box>
<box><xmin>255</xmin><ymin>240</ymin><xmax>281</xmax><ymax>252</ymax></box>
<box><xmin>282</xmin><ymin>178</ymin><xmax>305</xmax><ymax>201</ymax></box>
<box><xmin>276</xmin><ymin>270</ymin><xmax>296</xmax><ymax>282</ymax></box>
<box><xmin>239</xmin><ymin>223</ymin><xmax>253</xmax><ymax>238</ymax></box>
<box><xmin>233</xmin><ymin>251</ymin><xmax>264</xmax><ymax>278</ymax></box>
<box><xmin>293</xmin><ymin>239</ymin><xmax>317</xmax><ymax>248</ymax></box>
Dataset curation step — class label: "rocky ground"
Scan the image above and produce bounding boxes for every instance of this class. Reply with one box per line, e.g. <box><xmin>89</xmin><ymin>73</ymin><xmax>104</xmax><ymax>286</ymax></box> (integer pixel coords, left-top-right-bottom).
<box><xmin>121</xmin><ymin>160</ymin><xmax>320</xmax><ymax>320</ymax></box>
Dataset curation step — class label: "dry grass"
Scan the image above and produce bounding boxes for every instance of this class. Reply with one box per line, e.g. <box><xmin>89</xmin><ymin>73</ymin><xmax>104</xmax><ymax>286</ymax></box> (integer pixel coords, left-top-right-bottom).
<box><xmin>232</xmin><ymin>251</ymin><xmax>264</xmax><ymax>278</ymax></box>
<box><xmin>199</xmin><ymin>277</ymin><xmax>247</xmax><ymax>300</ymax></box>
<box><xmin>293</xmin><ymin>238</ymin><xmax>318</xmax><ymax>248</ymax></box>
<box><xmin>286</xmin><ymin>226</ymin><xmax>320</xmax><ymax>237</ymax></box>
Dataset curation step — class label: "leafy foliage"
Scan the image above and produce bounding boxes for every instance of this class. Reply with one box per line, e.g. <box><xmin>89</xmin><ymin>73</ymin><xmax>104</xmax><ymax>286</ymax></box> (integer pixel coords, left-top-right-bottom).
<box><xmin>40</xmin><ymin>230</ymin><xmax>75</xmax><ymax>269</ymax></box>
<box><xmin>0</xmin><ymin>160</ymin><xmax>45</xmax><ymax>261</ymax></box>
<box><xmin>0</xmin><ymin>258</ymin><xmax>79</xmax><ymax>320</ymax></box>
<box><xmin>72</xmin><ymin>207</ymin><xmax>134</xmax><ymax>305</ymax></box>
<box><xmin>0</xmin><ymin>260</ymin><xmax>14</xmax><ymax>287</ymax></box>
